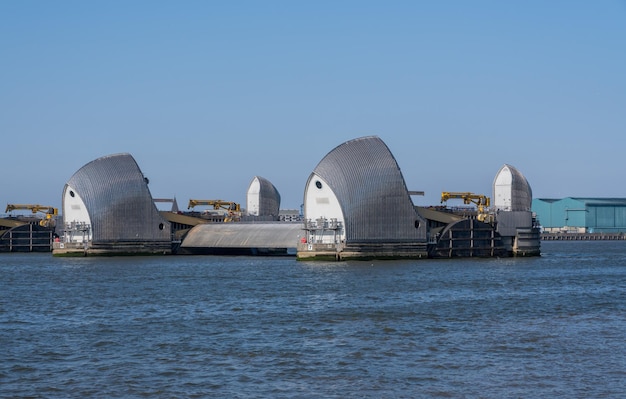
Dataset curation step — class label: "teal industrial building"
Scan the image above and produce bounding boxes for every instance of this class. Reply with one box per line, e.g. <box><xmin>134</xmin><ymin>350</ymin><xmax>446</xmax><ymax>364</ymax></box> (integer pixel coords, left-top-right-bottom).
<box><xmin>532</xmin><ymin>198</ymin><xmax>626</xmax><ymax>234</ymax></box>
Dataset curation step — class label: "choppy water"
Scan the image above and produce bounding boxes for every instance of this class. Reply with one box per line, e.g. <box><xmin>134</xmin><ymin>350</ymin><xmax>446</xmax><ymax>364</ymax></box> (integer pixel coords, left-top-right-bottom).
<box><xmin>1</xmin><ymin>241</ymin><xmax>625</xmax><ymax>398</ymax></box>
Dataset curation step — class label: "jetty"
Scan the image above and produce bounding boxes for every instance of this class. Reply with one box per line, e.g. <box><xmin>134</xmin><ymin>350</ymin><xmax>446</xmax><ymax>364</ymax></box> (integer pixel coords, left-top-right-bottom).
<box><xmin>541</xmin><ymin>233</ymin><xmax>626</xmax><ymax>241</ymax></box>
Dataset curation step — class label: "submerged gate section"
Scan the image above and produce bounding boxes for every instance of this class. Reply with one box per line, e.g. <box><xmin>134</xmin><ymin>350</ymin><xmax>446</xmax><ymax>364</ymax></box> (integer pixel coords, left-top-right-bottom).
<box><xmin>0</xmin><ymin>224</ymin><xmax>54</xmax><ymax>252</ymax></box>
<box><xmin>429</xmin><ymin>218</ymin><xmax>507</xmax><ymax>258</ymax></box>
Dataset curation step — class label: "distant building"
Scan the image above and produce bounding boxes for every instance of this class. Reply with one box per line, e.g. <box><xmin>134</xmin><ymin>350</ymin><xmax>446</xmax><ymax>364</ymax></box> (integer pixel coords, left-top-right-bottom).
<box><xmin>279</xmin><ymin>209</ymin><xmax>302</xmax><ymax>222</ymax></box>
<box><xmin>532</xmin><ymin>197</ymin><xmax>626</xmax><ymax>233</ymax></box>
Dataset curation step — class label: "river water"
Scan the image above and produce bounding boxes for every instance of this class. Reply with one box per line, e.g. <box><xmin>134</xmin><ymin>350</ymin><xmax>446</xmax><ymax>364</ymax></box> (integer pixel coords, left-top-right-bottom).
<box><xmin>1</xmin><ymin>241</ymin><xmax>625</xmax><ymax>398</ymax></box>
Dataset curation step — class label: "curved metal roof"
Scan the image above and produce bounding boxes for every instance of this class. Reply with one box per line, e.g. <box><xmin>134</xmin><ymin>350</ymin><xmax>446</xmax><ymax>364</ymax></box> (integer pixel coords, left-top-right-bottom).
<box><xmin>247</xmin><ymin>176</ymin><xmax>281</xmax><ymax>218</ymax></box>
<box><xmin>181</xmin><ymin>222</ymin><xmax>302</xmax><ymax>249</ymax></box>
<box><xmin>309</xmin><ymin>136</ymin><xmax>426</xmax><ymax>243</ymax></box>
<box><xmin>493</xmin><ymin>164</ymin><xmax>533</xmax><ymax>212</ymax></box>
<box><xmin>64</xmin><ymin>153</ymin><xmax>170</xmax><ymax>244</ymax></box>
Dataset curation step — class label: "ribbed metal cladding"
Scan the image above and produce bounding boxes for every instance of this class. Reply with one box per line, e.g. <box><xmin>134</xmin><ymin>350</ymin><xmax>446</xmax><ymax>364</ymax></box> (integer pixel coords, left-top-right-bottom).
<box><xmin>254</xmin><ymin>176</ymin><xmax>281</xmax><ymax>218</ymax></box>
<box><xmin>182</xmin><ymin>223</ymin><xmax>301</xmax><ymax>248</ymax></box>
<box><xmin>64</xmin><ymin>153</ymin><xmax>170</xmax><ymax>244</ymax></box>
<box><xmin>312</xmin><ymin>136</ymin><xmax>426</xmax><ymax>243</ymax></box>
<box><xmin>506</xmin><ymin>164</ymin><xmax>533</xmax><ymax>211</ymax></box>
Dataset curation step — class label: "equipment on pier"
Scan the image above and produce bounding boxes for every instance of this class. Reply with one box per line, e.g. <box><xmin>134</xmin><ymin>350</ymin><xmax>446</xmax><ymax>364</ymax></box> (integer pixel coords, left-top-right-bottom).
<box><xmin>440</xmin><ymin>192</ymin><xmax>492</xmax><ymax>222</ymax></box>
<box><xmin>187</xmin><ymin>199</ymin><xmax>241</xmax><ymax>222</ymax></box>
<box><xmin>5</xmin><ymin>204</ymin><xmax>58</xmax><ymax>227</ymax></box>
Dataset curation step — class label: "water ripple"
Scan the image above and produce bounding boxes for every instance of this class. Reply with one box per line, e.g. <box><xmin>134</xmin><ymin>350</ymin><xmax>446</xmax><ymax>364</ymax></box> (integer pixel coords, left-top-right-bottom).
<box><xmin>1</xmin><ymin>243</ymin><xmax>626</xmax><ymax>398</ymax></box>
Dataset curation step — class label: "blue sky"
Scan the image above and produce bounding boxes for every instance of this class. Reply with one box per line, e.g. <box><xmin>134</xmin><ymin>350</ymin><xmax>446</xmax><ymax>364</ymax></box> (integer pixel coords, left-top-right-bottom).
<box><xmin>2</xmin><ymin>1</ymin><xmax>625</xmax><ymax>213</ymax></box>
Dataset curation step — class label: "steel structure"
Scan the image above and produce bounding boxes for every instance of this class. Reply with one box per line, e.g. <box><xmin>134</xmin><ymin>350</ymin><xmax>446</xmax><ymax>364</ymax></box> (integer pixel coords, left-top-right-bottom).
<box><xmin>492</xmin><ymin>164</ymin><xmax>532</xmax><ymax>212</ymax></box>
<box><xmin>180</xmin><ymin>222</ymin><xmax>301</xmax><ymax>255</ymax></box>
<box><xmin>60</xmin><ymin>153</ymin><xmax>171</xmax><ymax>254</ymax></box>
<box><xmin>246</xmin><ymin>176</ymin><xmax>281</xmax><ymax>219</ymax></box>
<box><xmin>300</xmin><ymin>136</ymin><xmax>427</xmax><ymax>259</ymax></box>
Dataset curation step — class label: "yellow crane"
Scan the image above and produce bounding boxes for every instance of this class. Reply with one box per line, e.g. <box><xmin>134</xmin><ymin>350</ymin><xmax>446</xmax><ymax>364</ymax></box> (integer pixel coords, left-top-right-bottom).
<box><xmin>5</xmin><ymin>204</ymin><xmax>58</xmax><ymax>227</ymax></box>
<box><xmin>440</xmin><ymin>192</ymin><xmax>492</xmax><ymax>222</ymax></box>
<box><xmin>187</xmin><ymin>199</ymin><xmax>241</xmax><ymax>222</ymax></box>
<box><xmin>187</xmin><ymin>199</ymin><xmax>240</xmax><ymax>212</ymax></box>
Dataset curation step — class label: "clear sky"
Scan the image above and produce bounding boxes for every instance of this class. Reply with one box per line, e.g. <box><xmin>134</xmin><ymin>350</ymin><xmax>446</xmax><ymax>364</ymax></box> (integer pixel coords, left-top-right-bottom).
<box><xmin>2</xmin><ymin>1</ymin><xmax>625</xmax><ymax>214</ymax></box>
